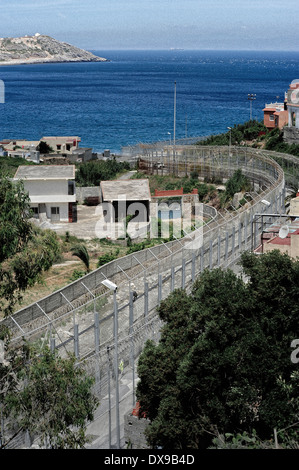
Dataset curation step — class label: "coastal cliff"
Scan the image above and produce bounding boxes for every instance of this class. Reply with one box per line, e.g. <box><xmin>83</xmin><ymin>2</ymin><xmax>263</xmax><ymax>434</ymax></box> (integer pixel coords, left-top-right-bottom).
<box><xmin>0</xmin><ymin>34</ymin><xmax>108</xmax><ymax>65</ymax></box>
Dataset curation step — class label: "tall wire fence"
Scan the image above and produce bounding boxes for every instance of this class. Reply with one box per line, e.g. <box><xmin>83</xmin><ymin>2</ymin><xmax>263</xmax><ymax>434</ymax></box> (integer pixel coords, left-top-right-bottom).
<box><xmin>0</xmin><ymin>145</ymin><xmax>288</xmax><ymax>448</ymax></box>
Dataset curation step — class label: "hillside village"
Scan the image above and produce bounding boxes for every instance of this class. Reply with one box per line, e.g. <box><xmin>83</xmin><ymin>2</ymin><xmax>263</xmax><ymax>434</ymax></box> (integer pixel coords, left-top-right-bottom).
<box><xmin>1</xmin><ymin>78</ymin><xmax>299</xmax><ymax>450</ymax></box>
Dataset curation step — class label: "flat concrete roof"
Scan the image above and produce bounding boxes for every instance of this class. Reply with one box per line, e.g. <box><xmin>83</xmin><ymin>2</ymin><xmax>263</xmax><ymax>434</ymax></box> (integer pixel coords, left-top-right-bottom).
<box><xmin>14</xmin><ymin>165</ymin><xmax>75</xmax><ymax>180</ymax></box>
<box><xmin>100</xmin><ymin>179</ymin><xmax>151</xmax><ymax>201</ymax></box>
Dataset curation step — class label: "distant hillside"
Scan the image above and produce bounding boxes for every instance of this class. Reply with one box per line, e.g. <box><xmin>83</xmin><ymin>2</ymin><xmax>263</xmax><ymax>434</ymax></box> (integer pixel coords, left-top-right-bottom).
<box><xmin>0</xmin><ymin>34</ymin><xmax>108</xmax><ymax>65</ymax></box>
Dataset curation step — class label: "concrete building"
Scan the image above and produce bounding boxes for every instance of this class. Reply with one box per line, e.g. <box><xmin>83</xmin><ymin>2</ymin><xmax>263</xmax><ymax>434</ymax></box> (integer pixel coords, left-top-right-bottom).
<box><xmin>41</xmin><ymin>136</ymin><xmax>81</xmax><ymax>154</ymax></box>
<box><xmin>6</xmin><ymin>148</ymin><xmax>40</xmax><ymax>163</ymax></box>
<box><xmin>69</xmin><ymin>147</ymin><xmax>94</xmax><ymax>162</ymax></box>
<box><xmin>99</xmin><ymin>179</ymin><xmax>151</xmax><ymax>239</ymax></box>
<box><xmin>1</xmin><ymin>139</ymin><xmax>40</xmax><ymax>151</ymax></box>
<box><xmin>263</xmin><ymin>100</ymin><xmax>288</xmax><ymax>131</ymax></box>
<box><xmin>1</xmin><ymin>136</ymin><xmax>82</xmax><ymax>158</ymax></box>
<box><xmin>100</xmin><ymin>179</ymin><xmax>151</xmax><ymax>223</ymax></box>
<box><xmin>257</xmin><ymin>216</ymin><xmax>299</xmax><ymax>259</ymax></box>
<box><xmin>13</xmin><ymin>165</ymin><xmax>77</xmax><ymax>223</ymax></box>
<box><xmin>263</xmin><ymin>227</ymin><xmax>299</xmax><ymax>259</ymax></box>
<box><xmin>289</xmin><ymin>194</ymin><xmax>299</xmax><ymax>217</ymax></box>
<box><xmin>283</xmin><ymin>81</ymin><xmax>299</xmax><ymax>144</ymax></box>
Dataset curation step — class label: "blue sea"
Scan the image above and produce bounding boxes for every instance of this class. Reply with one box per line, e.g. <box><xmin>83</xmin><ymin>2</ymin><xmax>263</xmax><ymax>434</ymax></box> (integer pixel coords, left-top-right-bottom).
<box><xmin>0</xmin><ymin>50</ymin><xmax>298</xmax><ymax>153</ymax></box>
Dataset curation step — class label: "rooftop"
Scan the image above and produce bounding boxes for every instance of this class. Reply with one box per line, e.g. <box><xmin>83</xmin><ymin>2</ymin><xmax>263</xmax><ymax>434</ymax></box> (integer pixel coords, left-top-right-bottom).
<box><xmin>14</xmin><ymin>165</ymin><xmax>75</xmax><ymax>180</ymax></box>
<box><xmin>100</xmin><ymin>179</ymin><xmax>151</xmax><ymax>201</ymax></box>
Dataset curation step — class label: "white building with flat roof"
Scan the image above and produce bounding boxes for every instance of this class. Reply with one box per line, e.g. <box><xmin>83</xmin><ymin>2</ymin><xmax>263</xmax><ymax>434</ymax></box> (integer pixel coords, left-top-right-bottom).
<box><xmin>14</xmin><ymin>165</ymin><xmax>77</xmax><ymax>223</ymax></box>
<box><xmin>41</xmin><ymin>136</ymin><xmax>81</xmax><ymax>154</ymax></box>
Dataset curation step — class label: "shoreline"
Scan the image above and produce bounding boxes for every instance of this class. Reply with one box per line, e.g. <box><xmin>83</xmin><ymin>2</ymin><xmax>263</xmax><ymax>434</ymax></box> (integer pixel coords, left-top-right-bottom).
<box><xmin>0</xmin><ymin>57</ymin><xmax>109</xmax><ymax>66</ymax></box>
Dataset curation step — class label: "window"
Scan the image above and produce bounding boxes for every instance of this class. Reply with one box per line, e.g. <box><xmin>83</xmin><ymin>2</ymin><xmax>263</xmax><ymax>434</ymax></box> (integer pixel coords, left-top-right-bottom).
<box><xmin>269</xmin><ymin>114</ymin><xmax>274</xmax><ymax>121</ymax></box>
<box><xmin>68</xmin><ymin>181</ymin><xmax>75</xmax><ymax>195</ymax></box>
<box><xmin>31</xmin><ymin>207</ymin><xmax>39</xmax><ymax>218</ymax></box>
<box><xmin>57</xmin><ymin>144</ymin><xmax>61</xmax><ymax>150</ymax></box>
<box><xmin>51</xmin><ymin>207</ymin><xmax>60</xmax><ymax>222</ymax></box>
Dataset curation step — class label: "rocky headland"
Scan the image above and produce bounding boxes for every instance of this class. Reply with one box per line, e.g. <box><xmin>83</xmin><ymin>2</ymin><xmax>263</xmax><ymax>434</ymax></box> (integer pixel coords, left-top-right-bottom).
<box><xmin>0</xmin><ymin>33</ymin><xmax>108</xmax><ymax>65</ymax></box>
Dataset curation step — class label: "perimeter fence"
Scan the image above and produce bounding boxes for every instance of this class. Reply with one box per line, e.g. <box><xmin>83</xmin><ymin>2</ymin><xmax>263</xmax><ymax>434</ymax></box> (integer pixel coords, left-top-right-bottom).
<box><xmin>0</xmin><ymin>145</ymin><xmax>288</xmax><ymax>448</ymax></box>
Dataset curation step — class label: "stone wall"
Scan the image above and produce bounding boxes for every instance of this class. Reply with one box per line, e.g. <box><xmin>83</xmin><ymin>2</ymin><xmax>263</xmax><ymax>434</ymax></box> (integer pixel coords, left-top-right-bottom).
<box><xmin>76</xmin><ymin>186</ymin><xmax>100</xmax><ymax>204</ymax></box>
<box><xmin>283</xmin><ymin>127</ymin><xmax>299</xmax><ymax>145</ymax></box>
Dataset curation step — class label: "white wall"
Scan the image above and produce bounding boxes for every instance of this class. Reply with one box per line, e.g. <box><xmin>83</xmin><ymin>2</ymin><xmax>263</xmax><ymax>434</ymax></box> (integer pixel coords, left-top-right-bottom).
<box><xmin>46</xmin><ymin>203</ymin><xmax>69</xmax><ymax>222</ymax></box>
<box><xmin>31</xmin><ymin>202</ymin><xmax>69</xmax><ymax>222</ymax></box>
<box><xmin>24</xmin><ymin>179</ymin><xmax>68</xmax><ymax>196</ymax></box>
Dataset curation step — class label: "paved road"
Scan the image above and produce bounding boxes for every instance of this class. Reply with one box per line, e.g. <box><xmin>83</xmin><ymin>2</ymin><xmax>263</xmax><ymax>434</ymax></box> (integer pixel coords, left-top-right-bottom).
<box><xmin>49</xmin><ymin>205</ymin><xmax>103</xmax><ymax>239</ymax></box>
<box><xmin>85</xmin><ymin>362</ymin><xmax>140</xmax><ymax>449</ymax></box>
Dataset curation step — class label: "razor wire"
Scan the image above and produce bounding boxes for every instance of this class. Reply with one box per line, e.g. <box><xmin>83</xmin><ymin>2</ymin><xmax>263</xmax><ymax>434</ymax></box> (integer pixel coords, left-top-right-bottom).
<box><xmin>0</xmin><ymin>144</ymin><xmax>289</xmax><ymax>449</ymax></box>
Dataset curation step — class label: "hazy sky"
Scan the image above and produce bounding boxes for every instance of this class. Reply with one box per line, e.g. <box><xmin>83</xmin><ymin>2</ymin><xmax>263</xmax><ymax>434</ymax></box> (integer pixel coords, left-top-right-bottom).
<box><xmin>1</xmin><ymin>0</ymin><xmax>299</xmax><ymax>51</ymax></box>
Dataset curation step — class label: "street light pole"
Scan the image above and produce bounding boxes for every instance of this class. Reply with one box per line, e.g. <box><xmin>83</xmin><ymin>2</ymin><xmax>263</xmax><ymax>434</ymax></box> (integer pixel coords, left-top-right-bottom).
<box><xmin>113</xmin><ymin>287</ymin><xmax>120</xmax><ymax>449</ymax></box>
<box><xmin>101</xmin><ymin>279</ymin><xmax>120</xmax><ymax>449</ymax></box>
<box><xmin>173</xmin><ymin>81</ymin><xmax>177</xmax><ymax>174</ymax></box>
<box><xmin>173</xmin><ymin>81</ymin><xmax>176</xmax><ymax>148</ymax></box>
<box><xmin>107</xmin><ymin>346</ymin><xmax>112</xmax><ymax>449</ymax></box>
<box><xmin>248</xmin><ymin>93</ymin><xmax>256</xmax><ymax>121</ymax></box>
<box><xmin>227</xmin><ymin>127</ymin><xmax>232</xmax><ymax>156</ymax></box>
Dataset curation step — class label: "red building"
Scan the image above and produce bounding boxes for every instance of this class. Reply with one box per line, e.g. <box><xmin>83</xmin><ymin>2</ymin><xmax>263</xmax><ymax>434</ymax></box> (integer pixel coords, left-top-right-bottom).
<box><xmin>263</xmin><ymin>99</ymin><xmax>288</xmax><ymax>131</ymax></box>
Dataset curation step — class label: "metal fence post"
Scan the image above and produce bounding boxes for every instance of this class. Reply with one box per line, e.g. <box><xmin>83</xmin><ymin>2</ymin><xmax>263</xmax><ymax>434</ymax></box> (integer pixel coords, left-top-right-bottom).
<box><xmin>200</xmin><ymin>246</ymin><xmax>204</xmax><ymax>272</ymax></box>
<box><xmin>245</xmin><ymin>214</ymin><xmax>248</xmax><ymax>250</ymax></box>
<box><xmin>171</xmin><ymin>266</ymin><xmax>175</xmax><ymax>292</ymax></box>
<box><xmin>94</xmin><ymin>312</ymin><xmax>100</xmax><ymax>353</ymax></box>
<box><xmin>74</xmin><ymin>324</ymin><xmax>79</xmax><ymax>359</ymax></box>
<box><xmin>129</xmin><ymin>291</ymin><xmax>135</xmax><ymax>407</ymax></box>
<box><xmin>182</xmin><ymin>259</ymin><xmax>186</xmax><ymax>289</ymax></box>
<box><xmin>94</xmin><ymin>312</ymin><xmax>101</xmax><ymax>387</ymax></box>
<box><xmin>144</xmin><ymin>281</ymin><xmax>148</xmax><ymax>316</ymax></box>
<box><xmin>209</xmin><ymin>240</ymin><xmax>213</xmax><ymax>270</ymax></box>
<box><xmin>238</xmin><ymin>222</ymin><xmax>242</xmax><ymax>253</ymax></box>
<box><xmin>232</xmin><ymin>226</ymin><xmax>235</xmax><ymax>259</ymax></box>
<box><xmin>191</xmin><ymin>253</ymin><xmax>195</xmax><ymax>283</ymax></box>
<box><xmin>225</xmin><ymin>231</ymin><xmax>229</xmax><ymax>262</ymax></box>
<box><xmin>158</xmin><ymin>274</ymin><xmax>162</xmax><ymax>303</ymax></box>
<box><xmin>50</xmin><ymin>338</ymin><xmax>55</xmax><ymax>353</ymax></box>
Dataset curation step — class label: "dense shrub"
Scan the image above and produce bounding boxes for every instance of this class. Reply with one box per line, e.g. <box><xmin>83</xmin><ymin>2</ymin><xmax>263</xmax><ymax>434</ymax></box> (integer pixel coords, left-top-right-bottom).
<box><xmin>75</xmin><ymin>158</ymin><xmax>130</xmax><ymax>186</ymax></box>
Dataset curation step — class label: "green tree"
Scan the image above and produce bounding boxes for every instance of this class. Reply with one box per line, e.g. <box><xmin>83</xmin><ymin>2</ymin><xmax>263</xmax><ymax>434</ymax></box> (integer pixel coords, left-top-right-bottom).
<box><xmin>1</xmin><ymin>342</ymin><xmax>98</xmax><ymax>449</ymax></box>
<box><xmin>220</xmin><ymin>169</ymin><xmax>251</xmax><ymax>206</ymax></box>
<box><xmin>75</xmin><ymin>158</ymin><xmax>130</xmax><ymax>187</ymax></box>
<box><xmin>0</xmin><ymin>177</ymin><xmax>61</xmax><ymax>316</ymax></box>
<box><xmin>136</xmin><ymin>251</ymin><xmax>299</xmax><ymax>449</ymax></box>
<box><xmin>71</xmin><ymin>243</ymin><xmax>90</xmax><ymax>272</ymax></box>
<box><xmin>197</xmin><ymin>120</ymin><xmax>267</xmax><ymax>147</ymax></box>
<box><xmin>36</xmin><ymin>141</ymin><xmax>53</xmax><ymax>154</ymax></box>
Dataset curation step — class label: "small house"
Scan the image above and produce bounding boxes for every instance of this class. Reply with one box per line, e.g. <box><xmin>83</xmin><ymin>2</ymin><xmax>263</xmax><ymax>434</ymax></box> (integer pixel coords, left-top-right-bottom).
<box><xmin>13</xmin><ymin>165</ymin><xmax>77</xmax><ymax>223</ymax></box>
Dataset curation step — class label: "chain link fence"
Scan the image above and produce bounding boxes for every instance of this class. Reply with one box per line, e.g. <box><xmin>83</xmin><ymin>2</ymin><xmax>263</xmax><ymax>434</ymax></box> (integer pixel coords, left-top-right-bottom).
<box><xmin>0</xmin><ymin>145</ymin><xmax>288</xmax><ymax>448</ymax></box>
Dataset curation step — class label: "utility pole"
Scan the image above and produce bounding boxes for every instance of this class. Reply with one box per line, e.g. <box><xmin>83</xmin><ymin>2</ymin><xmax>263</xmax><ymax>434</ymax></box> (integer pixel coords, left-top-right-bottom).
<box><xmin>248</xmin><ymin>93</ymin><xmax>256</xmax><ymax>121</ymax></box>
<box><xmin>173</xmin><ymin>81</ymin><xmax>177</xmax><ymax>174</ymax></box>
<box><xmin>173</xmin><ymin>81</ymin><xmax>176</xmax><ymax>147</ymax></box>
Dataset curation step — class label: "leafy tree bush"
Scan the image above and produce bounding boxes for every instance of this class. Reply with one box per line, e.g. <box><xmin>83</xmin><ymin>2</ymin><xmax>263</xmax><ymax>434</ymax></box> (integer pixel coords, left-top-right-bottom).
<box><xmin>1</xmin><ymin>342</ymin><xmax>98</xmax><ymax>449</ymax></box>
<box><xmin>0</xmin><ymin>156</ymin><xmax>35</xmax><ymax>178</ymax></box>
<box><xmin>97</xmin><ymin>248</ymin><xmax>120</xmax><ymax>267</ymax></box>
<box><xmin>264</xmin><ymin>128</ymin><xmax>299</xmax><ymax>156</ymax></box>
<box><xmin>75</xmin><ymin>158</ymin><xmax>130</xmax><ymax>186</ymax></box>
<box><xmin>197</xmin><ymin>120</ymin><xmax>267</xmax><ymax>146</ymax></box>
<box><xmin>69</xmin><ymin>269</ymin><xmax>85</xmax><ymax>281</ymax></box>
<box><xmin>71</xmin><ymin>243</ymin><xmax>90</xmax><ymax>272</ymax></box>
<box><xmin>36</xmin><ymin>141</ymin><xmax>53</xmax><ymax>154</ymax></box>
<box><xmin>225</xmin><ymin>169</ymin><xmax>251</xmax><ymax>199</ymax></box>
<box><xmin>136</xmin><ymin>250</ymin><xmax>299</xmax><ymax>449</ymax></box>
<box><xmin>0</xmin><ymin>177</ymin><xmax>61</xmax><ymax>316</ymax></box>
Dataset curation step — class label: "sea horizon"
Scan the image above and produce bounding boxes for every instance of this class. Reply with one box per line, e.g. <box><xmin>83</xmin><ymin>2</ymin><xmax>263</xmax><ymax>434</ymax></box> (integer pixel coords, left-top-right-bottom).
<box><xmin>0</xmin><ymin>49</ymin><xmax>298</xmax><ymax>153</ymax></box>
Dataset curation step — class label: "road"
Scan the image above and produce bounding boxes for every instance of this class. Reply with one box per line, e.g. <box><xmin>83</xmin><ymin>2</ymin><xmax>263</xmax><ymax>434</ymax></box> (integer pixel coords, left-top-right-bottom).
<box><xmin>85</xmin><ymin>361</ymin><xmax>140</xmax><ymax>449</ymax></box>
